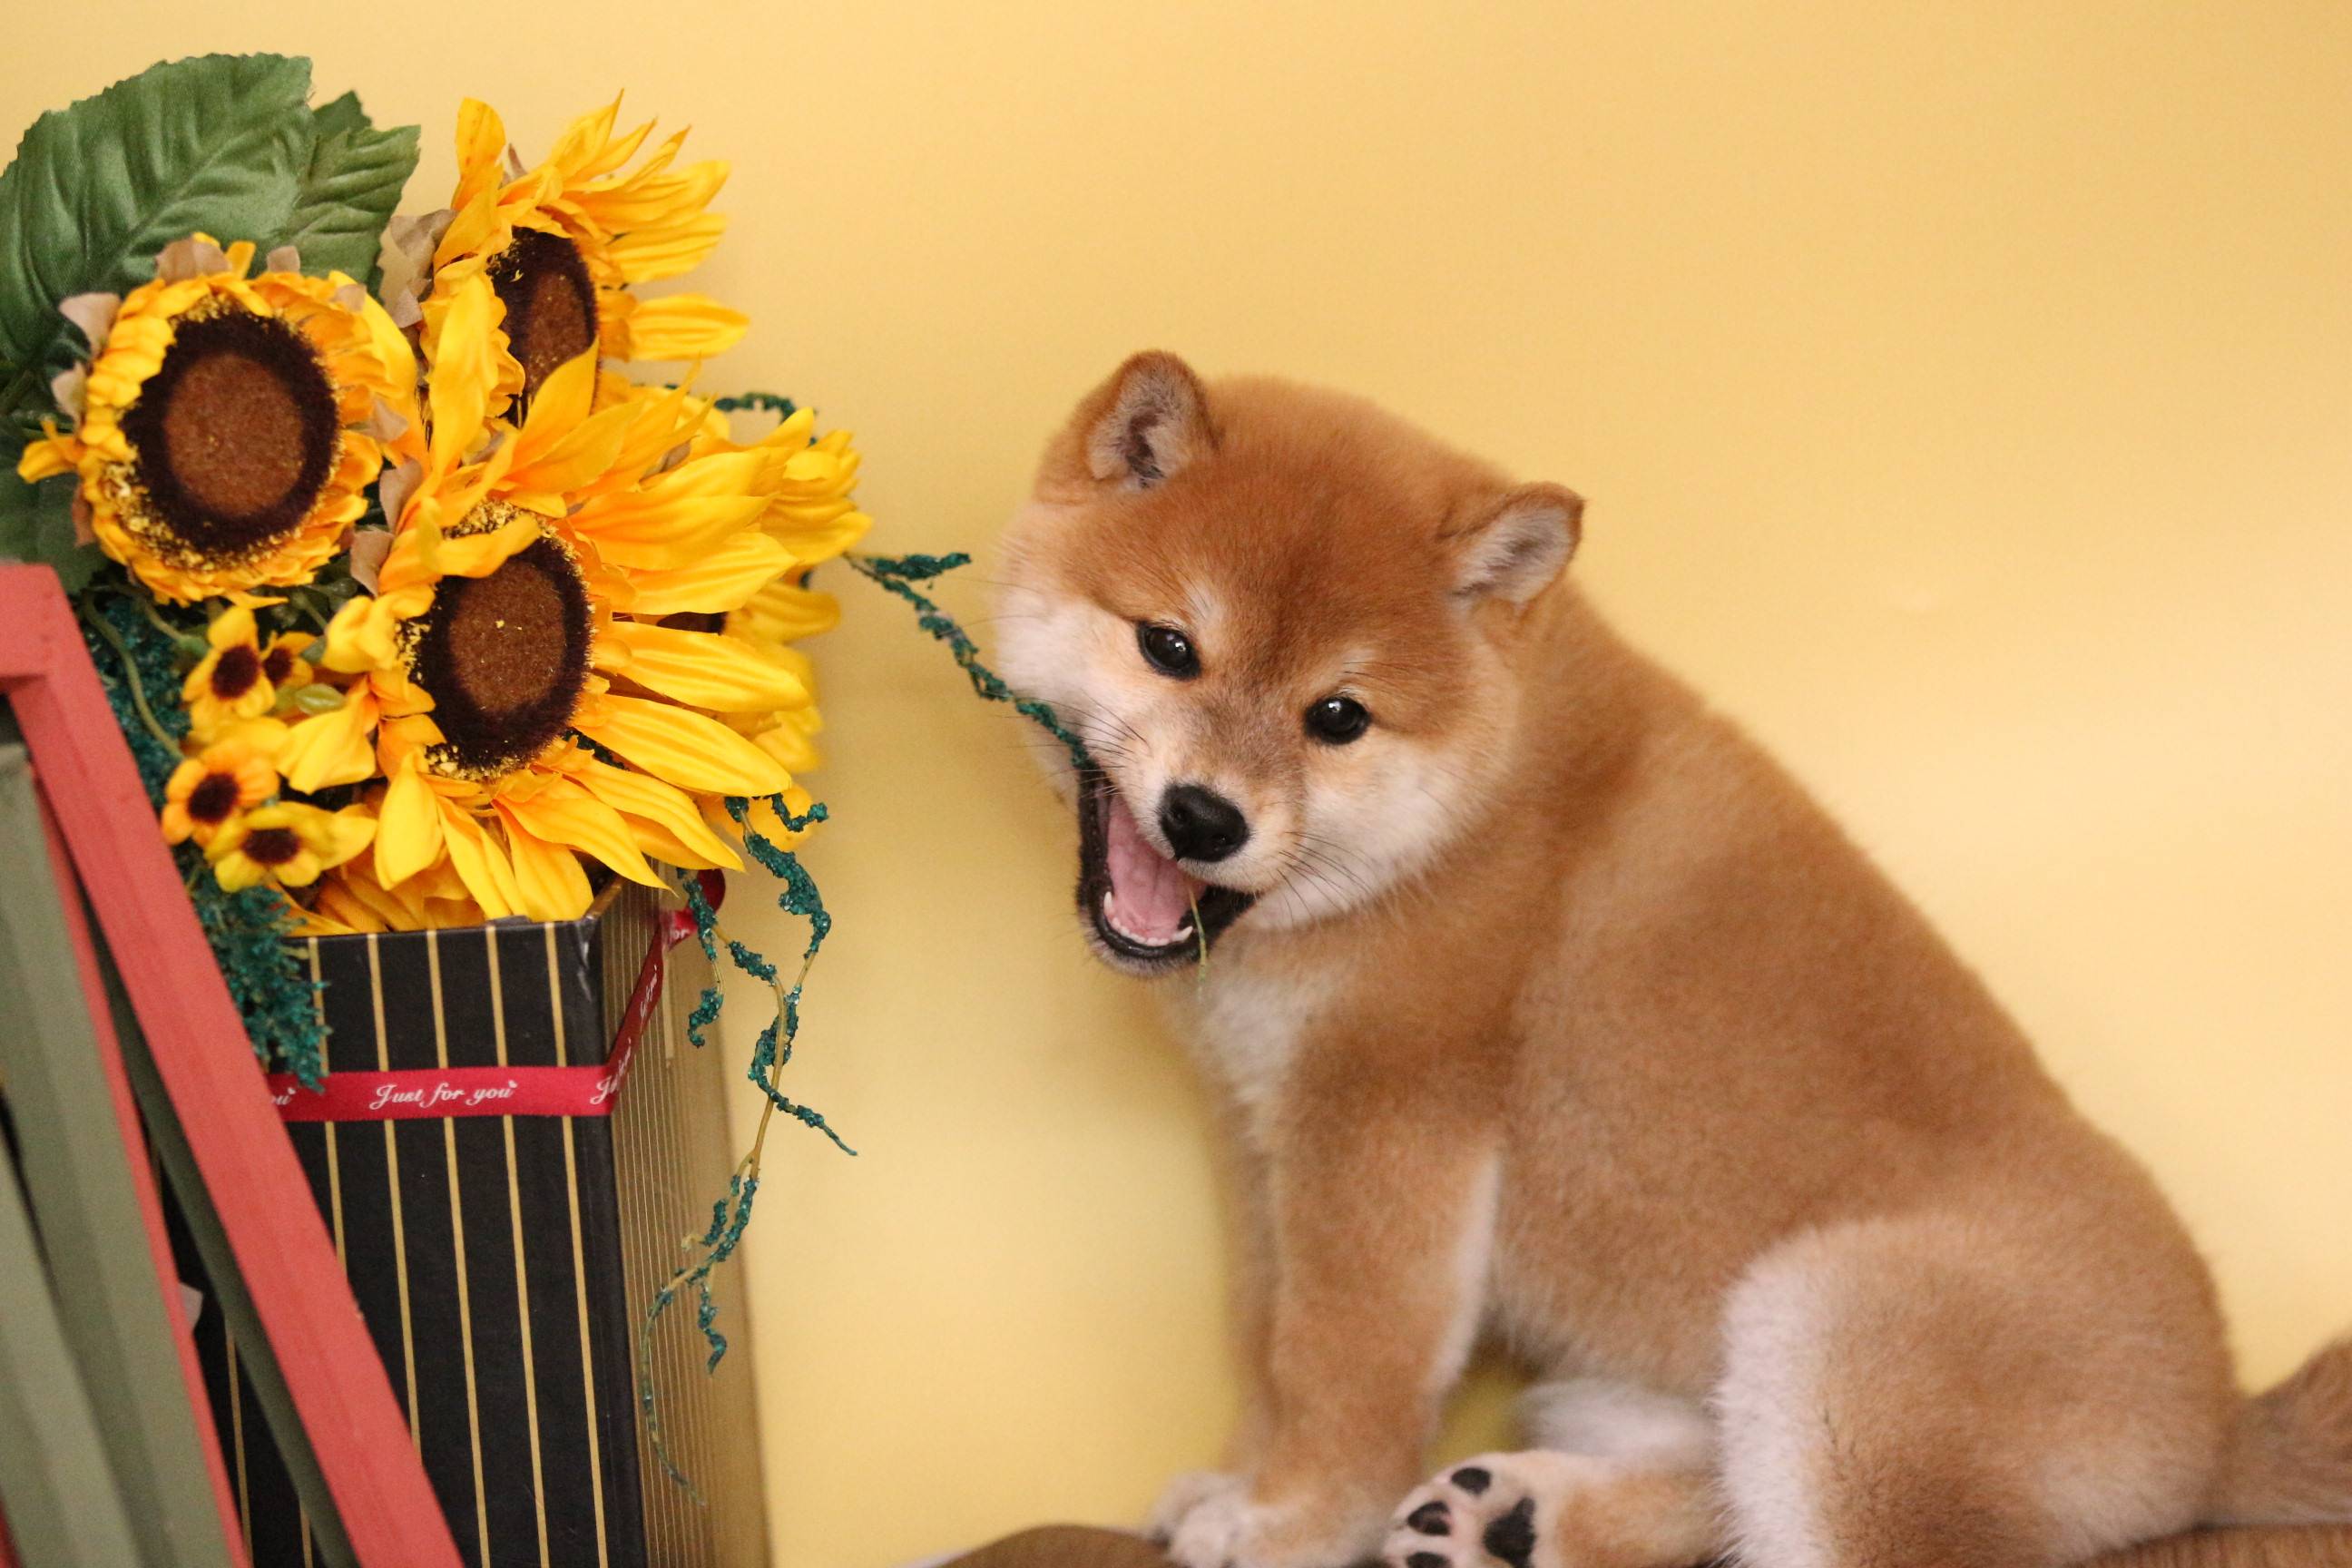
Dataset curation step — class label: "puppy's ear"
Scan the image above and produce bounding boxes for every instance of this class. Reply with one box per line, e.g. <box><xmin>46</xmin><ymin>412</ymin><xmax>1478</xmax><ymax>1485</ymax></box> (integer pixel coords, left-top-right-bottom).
<box><xmin>1081</xmin><ymin>351</ymin><xmax>1214</xmax><ymax>488</ymax></box>
<box><xmin>1446</xmin><ymin>483</ymin><xmax>1583</xmax><ymax>605</ymax></box>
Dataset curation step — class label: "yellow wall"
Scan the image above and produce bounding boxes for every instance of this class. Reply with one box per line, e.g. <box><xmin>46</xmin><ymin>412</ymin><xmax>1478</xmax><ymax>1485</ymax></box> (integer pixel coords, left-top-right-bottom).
<box><xmin>8</xmin><ymin>6</ymin><xmax>2349</xmax><ymax>1565</ymax></box>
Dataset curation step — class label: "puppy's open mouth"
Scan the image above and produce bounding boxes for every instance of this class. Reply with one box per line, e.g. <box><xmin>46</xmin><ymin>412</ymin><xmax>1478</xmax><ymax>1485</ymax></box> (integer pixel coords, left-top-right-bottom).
<box><xmin>1075</xmin><ymin>769</ymin><xmax>1254</xmax><ymax>972</ymax></box>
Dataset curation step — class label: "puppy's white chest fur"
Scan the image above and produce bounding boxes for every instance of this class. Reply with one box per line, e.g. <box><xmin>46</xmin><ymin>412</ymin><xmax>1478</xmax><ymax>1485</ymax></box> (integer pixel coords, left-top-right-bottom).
<box><xmin>1177</xmin><ymin>964</ymin><xmax>1330</xmax><ymax>1142</ymax></box>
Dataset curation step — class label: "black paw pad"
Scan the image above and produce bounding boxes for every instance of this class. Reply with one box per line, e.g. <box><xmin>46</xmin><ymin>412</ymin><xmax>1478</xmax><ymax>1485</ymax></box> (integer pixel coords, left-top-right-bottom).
<box><xmin>1406</xmin><ymin>1555</ymin><xmax>1447</xmax><ymax>1568</ymax></box>
<box><xmin>1481</xmin><ymin>1497</ymin><xmax>1536</xmax><ymax>1568</ymax></box>
<box><xmin>1406</xmin><ymin>1502</ymin><xmax>1451</xmax><ymax>1535</ymax></box>
<box><xmin>1448</xmin><ymin>1465</ymin><xmax>1492</xmax><ymax>1495</ymax></box>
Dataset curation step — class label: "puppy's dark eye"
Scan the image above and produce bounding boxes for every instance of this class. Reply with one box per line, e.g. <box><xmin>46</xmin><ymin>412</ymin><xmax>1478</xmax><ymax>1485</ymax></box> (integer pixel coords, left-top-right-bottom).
<box><xmin>1306</xmin><ymin>695</ymin><xmax>1370</xmax><ymax>744</ymax></box>
<box><xmin>1137</xmin><ymin>622</ymin><xmax>1200</xmax><ymax>678</ymax></box>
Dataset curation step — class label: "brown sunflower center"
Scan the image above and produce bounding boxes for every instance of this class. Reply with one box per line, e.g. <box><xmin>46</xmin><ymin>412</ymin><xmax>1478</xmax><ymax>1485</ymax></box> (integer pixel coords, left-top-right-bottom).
<box><xmin>118</xmin><ymin>308</ymin><xmax>340</xmax><ymax>560</ymax></box>
<box><xmin>488</xmin><ymin>229</ymin><xmax>600</xmax><ymax>397</ymax></box>
<box><xmin>242</xmin><ymin>827</ymin><xmax>303</xmax><ymax>867</ymax></box>
<box><xmin>210</xmin><ymin>644</ymin><xmax>263</xmax><ymax>701</ymax></box>
<box><xmin>261</xmin><ymin>642</ymin><xmax>300</xmax><ymax>685</ymax></box>
<box><xmin>187</xmin><ymin>772</ymin><xmax>242</xmax><ymax>824</ymax></box>
<box><xmin>407</xmin><ymin>524</ymin><xmax>593</xmax><ymax>779</ymax></box>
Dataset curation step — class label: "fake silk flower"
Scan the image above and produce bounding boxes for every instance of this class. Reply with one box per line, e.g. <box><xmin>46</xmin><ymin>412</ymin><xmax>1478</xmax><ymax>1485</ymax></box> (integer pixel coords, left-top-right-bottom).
<box><xmin>416</xmin><ymin>96</ymin><xmax>747</xmax><ymax>402</ymax></box>
<box><xmin>15</xmin><ymin>237</ymin><xmax>416</xmax><ymax>603</ymax></box>
<box><xmin>315</xmin><ymin>274</ymin><xmax>810</xmax><ymax>923</ymax></box>
<box><xmin>160</xmin><ymin>733</ymin><xmax>281</xmax><ymax>848</ymax></box>
<box><xmin>206</xmin><ymin>800</ymin><xmax>375</xmax><ymax>891</ymax></box>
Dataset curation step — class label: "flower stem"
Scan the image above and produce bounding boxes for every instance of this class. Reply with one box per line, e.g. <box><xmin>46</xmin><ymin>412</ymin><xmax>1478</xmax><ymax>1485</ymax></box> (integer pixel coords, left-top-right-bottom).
<box><xmin>85</xmin><ymin>608</ymin><xmax>180</xmax><ymax>753</ymax></box>
<box><xmin>133</xmin><ymin>593</ymin><xmax>191</xmax><ymax>648</ymax></box>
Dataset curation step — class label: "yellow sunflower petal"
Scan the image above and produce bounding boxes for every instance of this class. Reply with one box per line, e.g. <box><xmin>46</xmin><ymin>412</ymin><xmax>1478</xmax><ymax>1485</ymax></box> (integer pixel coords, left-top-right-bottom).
<box><xmin>498</xmin><ymin>779</ymin><xmax>662</xmax><ymax>887</ymax></box>
<box><xmin>606</xmin><ymin>214</ymin><xmax>727</xmax><ymax>283</ymax></box>
<box><xmin>495</xmin><ymin>805</ymin><xmax>595</xmax><ymax>921</ymax></box>
<box><xmin>545</xmin><ymin>96</ymin><xmax>629</xmax><ymax>180</ymax></box>
<box><xmin>376</xmin><ymin>752</ymin><xmax>446</xmax><ymax>887</ymax></box>
<box><xmin>575</xmin><ymin>149</ymin><xmax>727</xmax><ymax>231</ymax></box>
<box><xmin>603</xmin><ymin>292</ymin><xmax>748</xmax><ymax>361</ymax></box>
<box><xmin>421</xmin><ymin>507</ymin><xmax>542</xmax><ymax>579</ymax></box>
<box><xmin>315</xmin><ymin>805</ymin><xmax>377</xmax><ymax>873</ymax></box>
<box><xmin>322</xmin><ymin>593</ymin><xmax>405</xmax><ymax>674</ymax></box>
<box><xmin>453</xmin><ymin>99</ymin><xmax>510</xmax><ymax>210</ymax></box>
<box><xmin>502</xmin><ymin>359</ymin><xmax>636</xmax><ymax>505</ymax></box>
<box><xmin>620</xmin><ymin>531</ymin><xmax>792</xmax><ymax>617</ymax></box>
<box><xmin>208</xmin><ymin>606</ymin><xmax>259</xmax><ymax>651</ymax></box>
<box><xmin>289</xmin><ymin>886</ymin><xmax>382</xmax><ymax>936</ymax></box>
<box><xmin>572</xmin><ymin>693</ymin><xmax>789</xmax><ymax>797</ymax></box>
<box><xmin>731</xmin><ymin>581</ymin><xmax>841</xmax><ymax>643</ymax></box>
<box><xmin>16</xmin><ymin>429</ymin><xmax>79</xmax><ymax>482</ymax></box>
<box><xmin>422</xmin><ymin>274</ymin><xmax>521</xmax><ymax>475</ymax></box>
<box><xmin>564</xmin><ymin>489</ymin><xmax>772</xmax><ymax>569</ymax></box>
<box><xmin>598</xmin><ymin>622</ymin><xmax>807</xmax><ymax>711</ymax></box>
<box><xmin>750</xmin><ymin>711</ymin><xmax>823</xmax><ymax>774</ymax></box>
<box><xmin>278</xmin><ymin>689</ymin><xmax>381</xmax><ymax>791</ymax></box>
<box><xmin>569</xmin><ymin>757</ymin><xmax>742</xmax><ymax>871</ymax></box>
<box><xmin>436</xmin><ymin>800</ymin><xmax>524</xmax><ymax>918</ymax></box>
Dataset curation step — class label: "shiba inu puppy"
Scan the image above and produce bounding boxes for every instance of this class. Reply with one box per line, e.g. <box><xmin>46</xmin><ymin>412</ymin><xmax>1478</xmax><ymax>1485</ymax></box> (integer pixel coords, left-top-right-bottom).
<box><xmin>992</xmin><ymin>352</ymin><xmax>2352</xmax><ymax>1568</ymax></box>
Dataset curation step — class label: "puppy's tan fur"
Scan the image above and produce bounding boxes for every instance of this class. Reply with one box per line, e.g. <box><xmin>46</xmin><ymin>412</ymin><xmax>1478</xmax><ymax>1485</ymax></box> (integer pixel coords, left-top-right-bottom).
<box><xmin>994</xmin><ymin>354</ymin><xmax>2352</xmax><ymax>1568</ymax></box>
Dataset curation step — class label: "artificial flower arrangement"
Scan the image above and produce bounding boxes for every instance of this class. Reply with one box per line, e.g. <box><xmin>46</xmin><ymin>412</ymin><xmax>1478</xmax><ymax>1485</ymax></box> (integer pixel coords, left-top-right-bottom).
<box><xmin>0</xmin><ymin>55</ymin><xmax>862</xmax><ymax>1079</ymax></box>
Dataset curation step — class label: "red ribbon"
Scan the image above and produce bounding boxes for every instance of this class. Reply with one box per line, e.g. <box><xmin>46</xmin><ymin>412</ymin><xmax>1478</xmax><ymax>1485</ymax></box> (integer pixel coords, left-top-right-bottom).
<box><xmin>267</xmin><ymin>875</ymin><xmax>720</xmax><ymax>1122</ymax></box>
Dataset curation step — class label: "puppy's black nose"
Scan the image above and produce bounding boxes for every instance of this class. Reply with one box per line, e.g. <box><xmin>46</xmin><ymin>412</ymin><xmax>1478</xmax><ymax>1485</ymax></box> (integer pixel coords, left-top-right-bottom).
<box><xmin>1159</xmin><ymin>783</ymin><xmax>1250</xmax><ymax>862</ymax></box>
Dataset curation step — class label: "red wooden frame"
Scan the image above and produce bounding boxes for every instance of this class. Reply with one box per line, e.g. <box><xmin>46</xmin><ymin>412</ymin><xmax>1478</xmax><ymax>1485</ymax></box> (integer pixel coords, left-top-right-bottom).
<box><xmin>0</xmin><ymin>564</ymin><xmax>461</xmax><ymax>1567</ymax></box>
<box><xmin>34</xmin><ymin>789</ymin><xmax>248</xmax><ymax>1565</ymax></box>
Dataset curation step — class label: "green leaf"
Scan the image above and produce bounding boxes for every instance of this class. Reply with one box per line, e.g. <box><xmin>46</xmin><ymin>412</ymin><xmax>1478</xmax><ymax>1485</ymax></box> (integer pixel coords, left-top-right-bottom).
<box><xmin>271</xmin><ymin>91</ymin><xmax>420</xmax><ymax>287</ymax></box>
<box><xmin>0</xmin><ymin>464</ymin><xmax>101</xmax><ymax>593</ymax></box>
<box><xmin>0</xmin><ymin>54</ymin><xmax>316</xmax><ymax>421</ymax></box>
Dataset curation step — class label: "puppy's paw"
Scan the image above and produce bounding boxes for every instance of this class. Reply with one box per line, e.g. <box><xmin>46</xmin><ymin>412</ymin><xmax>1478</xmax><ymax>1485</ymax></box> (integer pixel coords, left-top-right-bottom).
<box><xmin>1147</xmin><ymin>1471</ymin><xmax>1245</xmax><ymax>1545</ymax></box>
<box><xmin>1161</xmin><ymin>1485</ymin><xmax>1288</xmax><ymax>1568</ymax></box>
<box><xmin>1159</xmin><ymin>1483</ymin><xmax>1375</xmax><ymax>1568</ymax></box>
<box><xmin>1381</xmin><ymin>1453</ymin><xmax>1600</xmax><ymax>1568</ymax></box>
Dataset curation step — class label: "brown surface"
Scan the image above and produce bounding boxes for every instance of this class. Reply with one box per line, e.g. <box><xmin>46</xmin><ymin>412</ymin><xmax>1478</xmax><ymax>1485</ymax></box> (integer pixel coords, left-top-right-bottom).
<box><xmin>931</xmin><ymin>1524</ymin><xmax>2352</xmax><ymax>1567</ymax></box>
<box><xmin>934</xmin><ymin>1526</ymin><xmax>1170</xmax><ymax>1568</ymax></box>
<box><xmin>2086</xmin><ymin>1526</ymin><xmax>2352</xmax><ymax>1568</ymax></box>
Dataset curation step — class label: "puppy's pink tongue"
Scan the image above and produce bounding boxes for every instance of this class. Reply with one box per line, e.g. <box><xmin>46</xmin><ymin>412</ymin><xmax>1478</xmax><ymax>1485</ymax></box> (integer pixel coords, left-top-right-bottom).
<box><xmin>1104</xmin><ymin>791</ymin><xmax>1204</xmax><ymax>946</ymax></box>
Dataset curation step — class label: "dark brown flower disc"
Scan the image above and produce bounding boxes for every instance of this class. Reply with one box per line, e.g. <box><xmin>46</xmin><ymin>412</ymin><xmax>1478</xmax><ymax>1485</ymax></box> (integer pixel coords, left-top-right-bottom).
<box><xmin>487</xmin><ymin>228</ymin><xmax>600</xmax><ymax>396</ymax></box>
<box><xmin>241</xmin><ymin>827</ymin><xmax>303</xmax><ymax>866</ymax></box>
<box><xmin>409</xmin><ymin>532</ymin><xmax>594</xmax><ymax>779</ymax></box>
<box><xmin>209</xmin><ymin>644</ymin><xmax>263</xmax><ymax>701</ymax></box>
<box><xmin>119</xmin><ymin>309</ymin><xmax>339</xmax><ymax>559</ymax></box>
<box><xmin>187</xmin><ymin>772</ymin><xmax>242</xmax><ymax>825</ymax></box>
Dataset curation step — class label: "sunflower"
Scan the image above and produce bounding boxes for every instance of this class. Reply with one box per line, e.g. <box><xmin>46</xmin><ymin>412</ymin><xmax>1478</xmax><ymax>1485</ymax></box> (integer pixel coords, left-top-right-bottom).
<box><xmin>313</xmin><ymin>277</ymin><xmax>808</xmax><ymax>925</ymax></box>
<box><xmin>161</xmin><ymin>731</ymin><xmax>280</xmax><ymax>848</ymax></box>
<box><xmin>182</xmin><ymin>605</ymin><xmax>280</xmax><ymax>739</ymax></box>
<box><xmin>15</xmin><ymin>236</ymin><xmax>417</xmax><ymax>603</ymax></box>
<box><xmin>423</xmin><ymin>96</ymin><xmax>746</xmax><ymax>403</ymax></box>
<box><xmin>208</xmin><ymin>801</ymin><xmax>375</xmax><ymax>892</ymax></box>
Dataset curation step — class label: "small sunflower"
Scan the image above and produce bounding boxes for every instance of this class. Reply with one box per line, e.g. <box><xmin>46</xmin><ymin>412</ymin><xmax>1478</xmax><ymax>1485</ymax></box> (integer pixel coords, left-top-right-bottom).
<box><xmin>260</xmin><ymin>628</ymin><xmax>317</xmax><ymax>694</ymax></box>
<box><xmin>182</xmin><ymin>606</ymin><xmax>280</xmax><ymax>738</ymax></box>
<box><xmin>425</xmin><ymin>96</ymin><xmax>746</xmax><ymax>402</ymax></box>
<box><xmin>314</xmin><ymin>277</ymin><xmax>806</xmax><ymax>924</ymax></box>
<box><xmin>161</xmin><ymin>733</ymin><xmax>280</xmax><ymax>848</ymax></box>
<box><xmin>16</xmin><ymin>236</ymin><xmax>417</xmax><ymax>603</ymax></box>
<box><xmin>207</xmin><ymin>801</ymin><xmax>375</xmax><ymax>892</ymax></box>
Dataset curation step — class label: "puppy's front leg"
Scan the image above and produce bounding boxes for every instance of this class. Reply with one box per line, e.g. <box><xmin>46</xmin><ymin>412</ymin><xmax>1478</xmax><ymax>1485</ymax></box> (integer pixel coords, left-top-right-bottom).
<box><xmin>1166</xmin><ymin>1098</ymin><xmax>1502</xmax><ymax>1568</ymax></box>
